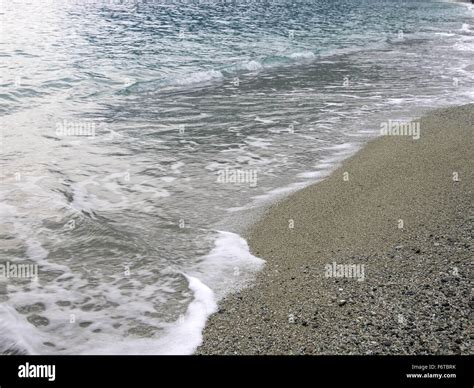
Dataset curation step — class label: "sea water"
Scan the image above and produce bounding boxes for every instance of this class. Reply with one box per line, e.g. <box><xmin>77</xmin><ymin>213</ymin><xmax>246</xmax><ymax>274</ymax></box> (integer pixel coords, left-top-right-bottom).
<box><xmin>0</xmin><ymin>0</ymin><xmax>472</xmax><ymax>354</ymax></box>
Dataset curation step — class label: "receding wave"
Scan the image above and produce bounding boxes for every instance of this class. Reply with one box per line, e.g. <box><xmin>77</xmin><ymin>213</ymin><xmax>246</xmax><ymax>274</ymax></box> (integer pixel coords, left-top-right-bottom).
<box><xmin>120</xmin><ymin>51</ymin><xmax>318</xmax><ymax>94</ymax></box>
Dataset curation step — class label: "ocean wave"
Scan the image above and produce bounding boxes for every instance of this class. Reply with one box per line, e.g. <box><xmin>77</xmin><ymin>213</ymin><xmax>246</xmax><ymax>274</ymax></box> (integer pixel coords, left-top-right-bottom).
<box><xmin>190</xmin><ymin>231</ymin><xmax>265</xmax><ymax>300</ymax></box>
<box><xmin>172</xmin><ymin>69</ymin><xmax>225</xmax><ymax>86</ymax></box>
<box><xmin>120</xmin><ymin>51</ymin><xmax>318</xmax><ymax>94</ymax></box>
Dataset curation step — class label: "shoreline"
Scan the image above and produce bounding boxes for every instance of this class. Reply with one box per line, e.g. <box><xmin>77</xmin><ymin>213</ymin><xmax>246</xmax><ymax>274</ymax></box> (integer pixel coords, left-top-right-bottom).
<box><xmin>197</xmin><ymin>104</ymin><xmax>473</xmax><ymax>355</ymax></box>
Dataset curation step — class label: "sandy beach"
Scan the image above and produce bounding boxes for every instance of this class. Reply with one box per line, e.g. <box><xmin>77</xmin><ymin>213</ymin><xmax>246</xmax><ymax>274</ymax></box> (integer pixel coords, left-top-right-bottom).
<box><xmin>197</xmin><ymin>104</ymin><xmax>473</xmax><ymax>355</ymax></box>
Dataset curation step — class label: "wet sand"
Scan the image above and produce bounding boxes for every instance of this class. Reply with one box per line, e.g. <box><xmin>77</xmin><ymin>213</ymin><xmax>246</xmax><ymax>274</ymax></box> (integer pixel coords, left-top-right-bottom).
<box><xmin>197</xmin><ymin>104</ymin><xmax>473</xmax><ymax>355</ymax></box>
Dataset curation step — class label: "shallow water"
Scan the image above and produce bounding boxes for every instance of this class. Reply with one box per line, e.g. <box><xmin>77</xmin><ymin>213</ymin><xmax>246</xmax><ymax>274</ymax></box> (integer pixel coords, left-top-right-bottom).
<box><xmin>0</xmin><ymin>0</ymin><xmax>473</xmax><ymax>354</ymax></box>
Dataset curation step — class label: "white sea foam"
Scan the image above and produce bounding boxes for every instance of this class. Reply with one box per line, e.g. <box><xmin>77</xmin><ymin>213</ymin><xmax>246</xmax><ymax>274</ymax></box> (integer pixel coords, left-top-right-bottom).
<box><xmin>79</xmin><ymin>231</ymin><xmax>262</xmax><ymax>355</ymax></box>
<box><xmin>0</xmin><ymin>305</ymin><xmax>46</xmax><ymax>355</ymax></box>
<box><xmin>254</xmin><ymin>116</ymin><xmax>275</xmax><ymax>124</ymax></box>
<box><xmin>75</xmin><ymin>274</ymin><xmax>218</xmax><ymax>355</ymax></box>
<box><xmin>226</xmin><ymin>142</ymin><xmax>361</xmax><ymax>212</ymax></box>
<box><xmin>241</xmin><ymin>60</ymin><xmax>263</xmax><ymax>71</ymax></box>
<box><xmin>453</xmin><ymin>38</ymin><xmax>474</xmax><ymax>51</ymax></box>
<box><xmin>189</xmin><ymin>231</ymin><xmax>265</xmax><ymax>300</ymax></box>
<box><xmin>461</xmin><ymin>23</ymin><xmax>471</xmax><ymax>32</ymax></box>
<box><xmin>289</xmin><ymin>51</ymin><xmax>316</xmax><ymax>60</ymax></box>
<box><xmin>0</xmin><ymin>226</ymin><xmax>262</xmax><ymax>355</ymax></box>
<box><xmin>245</xmin><ymin>136</ymin><xmax>272</xmax><ymax>149</ymax></box>
<box><xmin>173</xmin><ymin>70</ymin><xmax>224</xmax><ymax>86</ymax></box>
